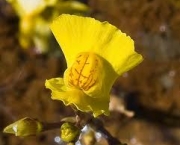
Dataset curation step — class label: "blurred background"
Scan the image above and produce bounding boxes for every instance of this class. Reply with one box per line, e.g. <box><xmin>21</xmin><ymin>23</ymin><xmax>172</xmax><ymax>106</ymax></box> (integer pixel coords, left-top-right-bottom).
<box><xmin>0</xmin><ymin>0</ymin><xmax>180</xmax><ymax>145</ymax></box>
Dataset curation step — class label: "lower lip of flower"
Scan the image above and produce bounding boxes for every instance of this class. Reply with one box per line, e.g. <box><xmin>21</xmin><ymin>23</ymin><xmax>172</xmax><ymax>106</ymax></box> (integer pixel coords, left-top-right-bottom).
<box><xmin>66</xmin><ymin>52</ymin><xmax>102</xmax><ymax>91</ymax></box>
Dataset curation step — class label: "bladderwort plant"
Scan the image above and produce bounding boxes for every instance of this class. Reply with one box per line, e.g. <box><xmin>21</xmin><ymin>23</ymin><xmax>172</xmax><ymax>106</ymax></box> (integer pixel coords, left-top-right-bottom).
<box><xmin>3</xmin><ymin>14</ymin><xmax>143</xmax><ymax>145</ymax></box>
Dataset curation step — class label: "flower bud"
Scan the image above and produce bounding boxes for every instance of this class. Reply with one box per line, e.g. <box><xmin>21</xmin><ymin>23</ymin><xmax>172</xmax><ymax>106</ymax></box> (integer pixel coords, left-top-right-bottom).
<box><xmin>60</xmin><ymin>122</ymin><xmax>80</xmax><ymax>143</ymax></box>
<box><xmin>82</xmin><ymin>130</ymin><xmax>96</xmax><ymax>145</ymax></box>
<box><xmin>3</xmin><ymin>117</ymin><xmax>43</xmax><ymax>137</ymax></box>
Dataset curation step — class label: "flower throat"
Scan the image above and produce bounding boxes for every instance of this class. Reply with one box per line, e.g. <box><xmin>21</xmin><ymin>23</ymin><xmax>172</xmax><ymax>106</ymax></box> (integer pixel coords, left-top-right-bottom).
<box><xmin>67</xmin><ymin>52</ymin><xmax>102</xmax><ymax>91</ymax></box>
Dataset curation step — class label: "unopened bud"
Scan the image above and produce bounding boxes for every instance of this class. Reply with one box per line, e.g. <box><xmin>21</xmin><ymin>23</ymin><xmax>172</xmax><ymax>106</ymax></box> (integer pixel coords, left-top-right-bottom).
<box><xmin>3</xmin><ymin>117</ymin><xmax>43</xmax><ymax>137</ymax></box>
<box><xmin>60</xmin><ymin>122</ymin><xmax>80</xmax><ymax>143</ymax></box>
<box><xmin>82</xmin><ymin>130</ymin><xmax>96</xmax><ymax>145</ymax></box>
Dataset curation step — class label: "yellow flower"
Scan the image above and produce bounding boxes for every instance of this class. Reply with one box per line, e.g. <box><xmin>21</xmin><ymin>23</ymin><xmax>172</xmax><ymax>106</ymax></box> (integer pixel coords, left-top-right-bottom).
<box><xmin>45</xmin><ymin>14</ymin><xmax>143</xmax><ymax>117</ymax></box>
<box><xmin>7</xmin><ymin>0</ymin><xmax>89</xmax><ymax>52</ymax></box>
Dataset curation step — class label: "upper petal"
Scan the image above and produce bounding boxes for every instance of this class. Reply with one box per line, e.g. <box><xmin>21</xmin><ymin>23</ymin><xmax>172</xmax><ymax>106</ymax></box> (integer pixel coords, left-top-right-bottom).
<box><xmin>50</xmin><ymin>14</ymin><xmax>143</xmax><ymax>75</ymax></box>
<box><xmin>8</xmin><ymin>0</ymin><xmax>45</xmax><ymax>16</ymax></box>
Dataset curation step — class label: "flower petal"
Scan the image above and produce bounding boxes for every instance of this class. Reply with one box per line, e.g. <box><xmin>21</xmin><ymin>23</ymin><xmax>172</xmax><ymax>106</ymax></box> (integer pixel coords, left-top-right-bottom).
<box><xmin>45</xmin><ymin>78</ymin><xmax>109</xmax><ymax>117</ymax></box>
<box><xmin>11</xmin><ymin>0</ymin><xmax>45</xmax><ymax>16</ymax></box>
<box><xmin>50</xmin><ymin>14</ymin><xmax>143</xmax><ymax>75</ymax></box>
